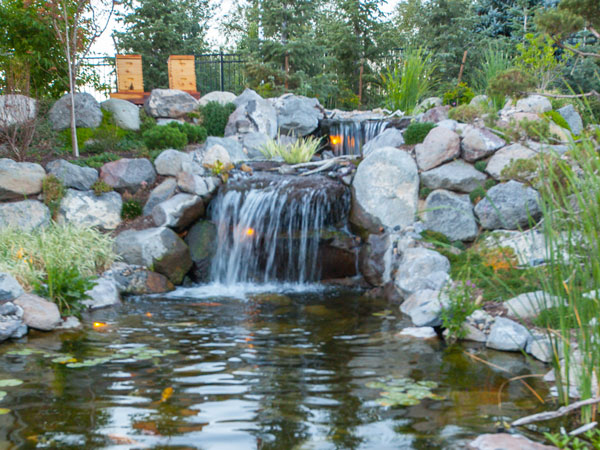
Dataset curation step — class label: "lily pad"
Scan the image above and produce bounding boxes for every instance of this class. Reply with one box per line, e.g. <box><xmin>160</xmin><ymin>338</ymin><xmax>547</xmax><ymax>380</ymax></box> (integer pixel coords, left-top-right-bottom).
<box><xmin>367</xmin><ymin>376</ymin><xmax>443</xmax><ymax>407</ymax></box>
<box><xmin>0</xmin><ymin>379</ymin><xmax>23</xmax><ymax>387</ymax></box>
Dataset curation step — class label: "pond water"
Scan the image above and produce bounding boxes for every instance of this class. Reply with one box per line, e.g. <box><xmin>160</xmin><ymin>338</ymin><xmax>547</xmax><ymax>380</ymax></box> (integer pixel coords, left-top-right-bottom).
<box><xmin>0</xmin><ymin>287</ymin><xmax>549</xmax><ymax>449</ymax></box>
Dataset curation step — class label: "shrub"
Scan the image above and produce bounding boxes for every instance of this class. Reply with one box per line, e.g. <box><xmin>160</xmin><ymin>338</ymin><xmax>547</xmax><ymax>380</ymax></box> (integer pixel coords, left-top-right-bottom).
<box><xmin>441</xmin><ymin>280</ymin><xmax>480</xmax><ymax>342</ymax></box>
<box><xmin>488</xmin><ymin>68</ymin><xmax>535</xmax><ymax>100</ymax></box>
<box><xmin>139</xmin><ymin>109</ymin><xmax>157</xmax><ymax>132</ymax></box>
<box><xmin>448</xmin><ymin>104</ymin><xmax>483</xmax><ymax>123</ymax></box>
<box><xmin>260</xmin><ymin>135</ymin><xmax>322</xmax><ymax>164</ymax></box>
<box><xmin>60</xmin><ymin>110</ymin><xmax>127</xmax><ymax>154</ymax></box>
<box><xmin>143</xmin><ymin>124</ymin><xmax>188</xmax><ymax>150</ymax></box>
<box><xmin>33</xmin><ymin>264</ymin><xmax>95</xmax><ymax>316</ymax></box>
<box><xmin>469</xmin><ymin>186</ymin><xmax>486</xmax><ymax>204</ymax></box>
<box><xmin>443</xmin><ymin>82</ymin><xmax>475</xmax><ymax>107</ymax></box>
<box><xmin>520</xmin><ymin>117</ymin><xmax>553</xmax><ymax>142</ymax></box>
<box><xmin>167</xmin><ymin>121</ymin><xmax>207</xmax><ymax>144</ymax></box>
<box><xmin>0</xmin><ymin>224</ymin><xmax>116</xmax><ymax>292</ymax></box>
<box><xmin>484</xmin><ymin>179</ymin><xmax>497</xmax><ymax>190</ymax></box>
<box><xmin>204</xmin><ymin>160</ymin><xmax>234</xmax><ymax>182</ymax></box>
<box><xmin>419</xmin><ymin>186</ymin><xmax>432</xmax><ymax>200</ymax></box>
<box><xmin>42</xmin><ymin>175</ymin><xmax>66</xmax><ymax>218</ymax></box>
<box><xmin>474</xmin><ymin>161</ymin><xmax>487</xmax><ymax>173</ymax></box>
<box><xmin>74</xmin><ymin>152</ymin><xmax>121</xmax><ymax>169</ymax></box>
<box><xmin>91</xmin><ymin>179</ymin><xmax>113</xmax><ymax>196</ymax></box>
<box><xmin>404</xmin><ymin>122</ymin><xmax>436</xmax><ymax>145</ymax></box>
<box><xmin>121</xmin><ymin>199</ymin><xmax>143</xmax><ymax>220</ymax></box>
<box><xmin>199</xmin><ymin>102</ymin><xmax>236</xmax><ymax>137</ymax></box>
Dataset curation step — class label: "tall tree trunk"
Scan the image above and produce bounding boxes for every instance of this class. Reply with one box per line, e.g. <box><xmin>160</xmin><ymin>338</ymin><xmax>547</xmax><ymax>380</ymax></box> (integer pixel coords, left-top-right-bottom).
<box><xmin>62</xmin><ymin>0</ymin><xmax>79</xmax><ymax>158</ymax></box>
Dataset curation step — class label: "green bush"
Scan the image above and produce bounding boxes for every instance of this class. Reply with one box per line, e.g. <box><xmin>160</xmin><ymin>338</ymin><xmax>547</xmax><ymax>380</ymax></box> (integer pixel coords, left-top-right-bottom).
<box><xmin>474</xmin><ymin>161</ymin><xmax>487</xmax><ymax>173</ymax></box>
<box><xmin>142</xmin><ymin>124</ymin><xmax>188</xmax><ymax>150</ymax></box>
<box><xmin>60</xmin><ymin>110</ymin><xmax>128</xmax><ymax>154</ymax></box>
<box><xmin>469</xmin><ymin>186</ymin><xmax>486</xmax><ymax>203</ymax></box>
<box><xmin>168</xmin><ymin>121</ymin><xmax>207</xmax><ymax>144</ymax></box>
<box><xmin>33</xmin><ymin>264</ymin><xmax>95</xmax><ymax>317</ymax></box>
<box><xmin>442</xmin><ymin>82</ymin><xmax>475</xmax><ymax>107</ymax></box>
<box><xmin>441</xmin><ymin>280</ymin><xmax>480</xmax><ymax>342</ymax></box>
<box><xmin>42</xmin><ymin>175</ymin><xmax>66</xmax><ymax>218</ymax></box>
<box><xmin>448</xmin><ymin>104</ymin><xmax>483</xmax><ymax>123</ymax></box>
<box><xmin>199</xmin><ymin>102</ymin><xmax>236</xmax><ymax>137</ymax></box>
<box><xmin>121</xmin><ymin>199</ymin><xmax>143</xmax><ymax>220</ymax></box>
<box><xmin>484</xmin><ymin>179</ymin><xmax>497</xmax><ymax>190</ymax></box>
<box><xmin>74</xmin><ymin>152</ymin><xmax>121</xmax><ymax>169</ymax></box>
<box><xmin>488</xmin><ymin>68</ymin><xmax>535</xmax><ymax>100</ymax></box>
<box><xmin>91</xmin><ymin>180</ymin><xmax>113</xmax><ymax>196</ymax></box>
<box><xmin>404</xmin><ymin>122</ymin><xmax>436</xmax><ymax>145</ymax></box>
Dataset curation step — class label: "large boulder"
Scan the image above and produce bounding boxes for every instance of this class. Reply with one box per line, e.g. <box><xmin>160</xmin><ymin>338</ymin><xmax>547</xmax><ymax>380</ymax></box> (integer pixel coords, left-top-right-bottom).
<box><xmin>400</xmin><ymin>289</ymin><xmax>450</xmax><ymax>327</ymax></box>
<box><xmin>114</xmin><ymin>227</ymin><xmax>193</xmax><ymax>284</ymax></box>
<box><xmin>0</xmin><ymin>200</ymin><xmax>51</xmax><ymax>231</ymax></box>
<box><xmin>504</xmin><ymin>291</ymin><xmax>562</xmax><ymax>319</ymax></box>
<box><xmin>557</xmin><ymin>104</ymin><xmax>583</xmax><ymax>135</ymax></box>
<box><xmin>423</xmin><ymin>190</ymin><xmax>478</xmax><ymax>241</ymax></box>
<box><xmin>461</xmin><ymin>126</ymin><xmax>506</xmax><ymax>162</ymax></box>
<box><xmin>185</xmin><ymin>220</ymin><xmax>218</xmax><ymax>282</ymax></box>
<box><xmin>486</xmin><ymin>317</ymin><xmax>530</xmax><ymax>351</ymax></box>
<box><xmin>485</xmin><ymin>143</ymin><xmax>537</xmax><ymax>180</ymax></box>
<box><xmin>469</xmin><ymin>434</ymin><xmax>558</xmax><ymax>450</ymax></box>
<box><xmin>82</xmin><ymin>277</ymin><xmax>120</xmax><ymax>310</ymax></box>
<box><xmin>420</xmin><ymin>160</ymin><xmax>487</xmax><ymax>193</ymax></box>
<box><xmin>421</xmin><ymin>105</ymin><xmax>449</xmax><ymax>123</ymax></box>
<box><xmin>100</xmin><ymin>158</ymin><xmax>156</xmax><ymax>193</ymax></box>
<box><xmin>0</xmin><ymin>302</ymin><xmax>26</xmax><ymax>342</ymax></box>
<box><xmin>0</xmin><ymin>273</ymin><xmax>24</xmax><ymax>302</ymax></box>
<box><xmin>198</xmin><ymin>91</ymin><xmax>237</xmax><ymax>107</ymax></box>
<box><xmin>362</xmin><ymin>128</ymin><xmax>405</xmax><ymax>157</ymax></box>
<box><xmin>242</xmin><ymin>132</ymin><xmax>270</xmax><ymax>159</ymax></box>
<box><xmin>0</xmin><ymin>94</ymin><xmax>37</xmax><ymax>128</ymax></box>
<box><xmin>154</xmin><ymin>149</ymin><xmax>192</xmax><ymax>176</ymax></box>
<box><xmin>350</xmin><ymin>147</ymin><xmax>419</xmax><ymax>233</ymax></box>
<box><xmin>0</xmin><ymin>158</ymin><xmax>46</xmax><ymax>201</ymax></box>
<box><xmin>101</xmin><ymin>98</ymin><xmax>140</xmax><ymax>131</ymax></box>
<box><xmin>57</xmin><ymin>189</ymin><xmax>122</xmax><ymax>231</ymax></box>
<box><xmin>474</xmin><ymin>180</ymin><xmax>541</xmax><ymax>230</ymax></box>
<box><xmin>143</xmin><ymin>178</ymin><xmax>177</xmax><ymax>216</ymax></box>
<box><xmin>13</xmin><ymin>293</ymin><xmax>61</xmax><ymax>331</ymax></box>
<box><xmin>144</xmin><ymin>89</ymin><xmax>198</xmax><ymax>118</ymax></box>
<box><xmin>48</xmin><ymin>92</ymin><xmax>103</xmax><ymax>131</ymax></box>
<box><xmin>394</xmin><ymin>248</ymin><xmax>450</xmax><ymax>298</ymax></box>
<box><xmin>201</xmin><ymin>136</ymin><xmax>246</xmax><ymax>165</ymax></box>
<box><xmin>414</xmin><ymin>127</ymin><xmax>461</xmax><ymax>171</ymax></box>
<box><xmin>104</xmin><ymin>262</ymin><xmax>174</xmax><ymax>294</ymax></box>
<box><xmin>46</xmin><ymin>159</ymin><xmax>98</xmax><ymax>190</ymax></box>
<box><xmin>272</xmin><ymin>94</ymin><xmax>324</xmax><ymax>136</ymax></box>
<box><xmin>177</xmin><ymin>172</ymin><xmax>220</xmax><ymax>198</ymax></box>
<box><xmin>234</xmin><ymin>88</ymin><xmax>263</xmax><ymax>107</ymax></box>
<box><xmin>516</xmin><ymin>95</ymin><xmax>552</xmax><ymax>114</ymax></box>
<box><xmin>152</xmin><ymin>193</ymin><xmax>205</xmax><ymax>231</ymax></box>
<box><xmin>225</xmin><ymin>96</ymin><xmax>278</xmax><ymax>138</ymax></box>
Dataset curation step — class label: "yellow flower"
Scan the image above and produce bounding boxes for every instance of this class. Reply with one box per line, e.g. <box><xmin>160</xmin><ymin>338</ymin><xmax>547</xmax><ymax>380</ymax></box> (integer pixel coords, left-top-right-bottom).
<box><xmin>15</xmin><ymin>248</ymin><xmax>25</xmax><ymax>260</ymax></box>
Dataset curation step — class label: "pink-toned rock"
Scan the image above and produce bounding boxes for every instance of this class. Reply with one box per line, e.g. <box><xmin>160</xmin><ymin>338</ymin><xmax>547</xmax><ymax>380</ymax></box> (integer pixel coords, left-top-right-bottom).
<box><xmin>422</xmin><ymin>105</ymin><xmax>450</xmax><ymax>123</ymax></box>
<box><xmin>469</xmin><ymin>433</ymin><xmax>558</xmax><ymax>450</ymax></box>
<box><xmin>100</xmin><ymin>158</ymin><xmax>156</xmax><ymax>193</ymax></box>
<box><xmin>461</xmin><ymin>125</ymin><xmax>506</xmax><ymax>162</ymax></box>
<box><xmin>14</xmin><ymin>293</ymin><xmax>61</xmax><ymax>331</ymax></box>
<box><xmin>415</xmin><ymin>127</ymin><xmax>460</xmax><ymax>171</ymax></box>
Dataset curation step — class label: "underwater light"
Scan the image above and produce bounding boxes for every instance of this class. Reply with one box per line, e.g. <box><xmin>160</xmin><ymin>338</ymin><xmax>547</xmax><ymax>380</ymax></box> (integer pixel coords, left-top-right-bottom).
<box><xmin>245</xmin><ymin>227</ymin><xmax>255</xmax><ymax>237</ymax></box>
<box><xmin>93</xmin><ymin>322</ymin><xmax>108</xmax><ymax>329</ymax></box>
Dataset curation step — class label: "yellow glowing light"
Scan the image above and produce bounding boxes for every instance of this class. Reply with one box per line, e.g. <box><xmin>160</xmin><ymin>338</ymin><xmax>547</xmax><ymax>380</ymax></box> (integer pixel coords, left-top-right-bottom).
<box><xmin>145</xmin><ymin>312</ymin><xmax>153</xmax><ymax>318</ymax></box>
<box><xmin>330</xmin><ymin>135</ymin><xmax>342</xmax><ymax>146</ymax></box>
<box><xmin>245</xmin><ymin>227</ymin><xmax>255</xmax><ymax>237</ymax></box>
<box><xmin>93</xmin><ymin>322</ymin><xmax>108</xmax><ymax>329</ymax></box>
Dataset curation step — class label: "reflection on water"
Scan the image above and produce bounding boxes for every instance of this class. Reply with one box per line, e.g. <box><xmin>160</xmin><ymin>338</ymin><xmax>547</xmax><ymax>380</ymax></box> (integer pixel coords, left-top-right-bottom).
<box><xmin>0</xmin><ymin>289</ymin><xmax>548</xmax><ymax>449</ymax></box>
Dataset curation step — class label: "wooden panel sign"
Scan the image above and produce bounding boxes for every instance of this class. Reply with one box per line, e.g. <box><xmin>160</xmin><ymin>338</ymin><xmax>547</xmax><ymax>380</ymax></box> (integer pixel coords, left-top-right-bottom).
<box><xmin>168</xmin><ymin>55</ymin><xmax>197</xmax><ymax>92</ymax></box>
<box><xmin>115</xmin><ymin>54</ymin><xmax>144</xmax><ymax>92</ymax></box>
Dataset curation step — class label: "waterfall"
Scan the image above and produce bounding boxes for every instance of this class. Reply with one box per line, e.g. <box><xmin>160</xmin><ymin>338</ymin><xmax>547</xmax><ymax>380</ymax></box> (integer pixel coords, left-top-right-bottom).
<box><xmin>209</xmin><ymin>173</ymin><xmax>350</xmax><ymax>285</ymax></box>
<box><xmin>327</xmin><ymin>119</ymin><xmax>388</xmax><ymax>156</ymax></box>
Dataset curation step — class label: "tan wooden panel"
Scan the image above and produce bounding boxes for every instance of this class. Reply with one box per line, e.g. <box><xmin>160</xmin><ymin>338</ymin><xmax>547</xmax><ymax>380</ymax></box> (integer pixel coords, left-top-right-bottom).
<box><xmin>168</xmin><ymin>55</ymin><xmax>197</xmax><ymax>91</ymax></box>
<box><xmin>116</xmin><ymin>54</ymin><xmax>144</xmax><ymax>92</ymax></box>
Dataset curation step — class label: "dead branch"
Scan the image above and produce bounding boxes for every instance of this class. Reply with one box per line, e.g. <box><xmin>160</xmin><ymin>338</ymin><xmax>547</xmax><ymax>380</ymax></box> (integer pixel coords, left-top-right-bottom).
<box><xmin>512</xmin><ymin>396</ymin><xmax>600</xmax><ymax>427</ymax></box>
<box><xmin>524</xmin><ymin>90</ymin><xmax>600</xmax><ymax>99</ymax></box>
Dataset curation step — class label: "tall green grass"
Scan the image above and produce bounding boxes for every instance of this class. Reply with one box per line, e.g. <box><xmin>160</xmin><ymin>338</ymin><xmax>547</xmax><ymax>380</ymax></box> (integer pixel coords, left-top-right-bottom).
<box><xmin>0</xmin><ymin>224</ymin><xmax>117</xmax><ymax>291</ymax></box>
<box><xmin>260</xmin><ymin>135</ymin><xmax>322</xmax><ymax>164</ymax></box>
<box><xmin>473</xmin><ymin>44</ymin><xmax>513</xmax><ymax>110</ymax></box>
<box><xmin>381</xmin><ymin>47</ymin><xmax>437</xmax><ymax>114</ymax></box>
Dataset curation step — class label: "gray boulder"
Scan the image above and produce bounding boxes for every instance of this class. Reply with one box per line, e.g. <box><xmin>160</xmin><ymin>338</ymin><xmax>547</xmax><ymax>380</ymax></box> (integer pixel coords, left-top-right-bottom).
<box><xmin>225</xmin><ymin>98</ymin><xmax>278</xmax><ymax>138</ymax></box>
<box><xmin>242</xmin><ymin>132</ymin><xmax>270</xmax><ymax>159</ymax></box>
<box><xmin>0</xmin><ymin>273</ymin><xmax>24</xmax><ymax>301</ymax></box>
<box><xmin>362</xmin><ymin>128</ymin><xmax>404</xmax><ymax>157</ymax></box>
<box><xmin>234</xmin><ymin>88</ymin><xmax>263</xmax><ymax>107</ymax></box>
<box><xmin>143</xmin><ymin>178</ymin><xmax>177</xmax><ymax>216</ymax></box>
<box><xmin>0</xmin><ymin>94</ymin><xmax>37</xmax><ymax>127</ymax></box>
<box><xmin>469</xmin><ymin>433</ymin><xmax>557</xmax><ymax>450</ymax></box>
<box><xmin>101</xmin><ymin>98</ymin><xmax>140</xmax><ymax>131</ymax></box>
<box><xmin>0</xmin><ymin>158</ymin><xmax>46</xmax><ymax>201</ymax></box>
<box><xmin>423</xmin><ymin>190</ymin><xmax>478</xmax><ymax>241</ymax></box>
<box><xmin>359</xmin><ymin>233</ymin><xmax>393</xmax><ymax>286</ymax></box>
<box><xmin>144</xmin><ymin>89</ymin><xmax>198</xmax><ymax>118</ymax></box>
<box><xmin>474</xmin><ymin>180</ymin><xmax>541</xmax><ymax>230</ymax></box>
<box><xmin>526</xmin><ymin>334</ymin><xmax>555</xmax><ymax>363</ymax></box>
<box><xmin>505</xmin><ymin>291</ymin><xmax>562</xmax><ymax>319</ymax></box>
<box><xmin>14</xmin><ymin>293</ymin><xmax>61</xmax><ymax>331</ymax></box>
<box><xmin>100</xmin><ymin>158</ymin><xmax>156</xmax><ymax>193</ymax></box>
<box><xmin>82</xmin><ymin>277</ymin><xmax>120</xmax><ymax>310</ymax></box>
<box><xmin>421</xmin><ymin>105</ymin><xmax>449</xmax><ymax>123</ymax></box>
<box><xmin>185</xmin><ymin>220</ymin><xmax>218</xmax><ymax>282</ymax></box>
<box><xmin>46</xmin><ymin>159</ymin><xmax>98</xmax><ymax>190</ymax></box>
<box><xmin>49</xmin><ymin>92</ymin><xmax>103</xmax><ymax>131</ymax></box>
<box><xmin>198</xmin><ymin>91</ymin><xmax>237</xmax><ymax>107</ymax></box>
<box><xmin>0</xmin><ymin>200</ymin><xmax>51</xmax><ymax>231</ymax></box>
<box><xmin>486</xmin><ymin>317</ymin><xmax>530</xmax><ymax>351</ymax></box>
<box><xmin>557</xmin><ymin>104</ymin><xmax>583</xmax><ymax>135</ymax></box>
<box><xmin>395</xmin><ymin>247</ymin><xmax>450</xmax><ymax>298</ymax></box>
<box><xmin>114</xmin><ymin>227</ymin><xmax>192</xmax><ymax>284</ymax></box>
<box><xmin>152</xmin><ymin>193</ymin><xmax>204</xmax><ymax>231</ymax></box>
<box><xmin>272</xmin><ymin>94</ymin><xmax>324</xmax><ymax>136</ymax></box>
<box><xmin>485</xmin><ymin>143</ymin><xmax>537</xmax><ymax>180</ymax></box>
<box><xmin>0</xmin><ymin>302</ymin><xmax>26</xmax><ymax>342</ymax></box>
<box><xmin>201</xmin><ymin>136</ymin><xmax>246</xmax><ymax>165</ymax></box>
<box><xmin>177</xmin><ymin>172</ymin><xmax>220</xmax><ymax>198</ymax></box>
<box><xmin>154</xmin><ymin>149</ymin><xmax>192</xmax><ymax>176</ymax></box>
<box><xmin>416</xmin><ymin>97</ymin><xmax>442</xmax><ymax>111</ymax></box>
<box><xmin>400</xmin><ymin>289</ymin><xmax>450</xmax><ymax>327</ymax></box>
<box><xmin>414</xmin><ymin>127</ymin><xmax>460</xmax><ymax>171</ymax></box>
<box><xmin>57</xmin><ymin>189</ymin><xmax>122</xmax><ymax>231</ymax></box>
<box><xmin>461</xmin><ymin>125</ymin><xmax>506</xmax><ymax>162</ymax></box>
<box><xmin>421</xmin><ymin>160</ymin><xmax>487</xmax><ymax>193</ymax></box>
<box><xmin>104</xmin><ymin>262</ymin><xmax>174</xmax><ymax>294</ymax></box>
<box><xmin>516</xmin><ymin>95</ymin><xmax>552</xmax><ymax>114</ymax></box>
<box><xmin>350</xmin><ymin>147</ymin><xmax>419</xmax><ymax>233</ymax></box>
<box><xmin>470</xmin><ymin>94</ymin><xmax>490</xmax><ymax>107</ymax></box>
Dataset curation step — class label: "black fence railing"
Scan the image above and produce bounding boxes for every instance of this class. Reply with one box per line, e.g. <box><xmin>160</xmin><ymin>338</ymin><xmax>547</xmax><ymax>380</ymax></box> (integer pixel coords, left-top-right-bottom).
<box><xmin>195</xmin><ymin>52</ymin><xmax>247</xmax><ymax>94</ymax></box>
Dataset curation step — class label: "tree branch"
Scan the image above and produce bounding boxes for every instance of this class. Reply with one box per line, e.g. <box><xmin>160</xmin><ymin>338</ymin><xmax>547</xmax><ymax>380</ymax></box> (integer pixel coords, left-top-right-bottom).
<box><xmin>587</xmin><ymin>26</ymin><xmax>600</xmax><ymax>40</ymax></box>
<box><xmin>512</xmin><ymin>396</ymin><xmax>600</xmax><ymax>427</ymax></box>
<box><xmin>555</xmin><ymin>40</ymin><xmax>600</xmax><ymax>59</ymax></box>
<box><xmin>524</xmin><ymin>90</ymin><xmax>600</xmax><ymax>99</ymax></box>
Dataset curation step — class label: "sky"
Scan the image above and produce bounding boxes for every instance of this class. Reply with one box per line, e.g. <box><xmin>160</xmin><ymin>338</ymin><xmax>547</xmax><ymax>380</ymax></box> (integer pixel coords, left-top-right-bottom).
<box><xmin>91</xmin><ymin>0</ymin><xmax>401</xmax><ymax>56</ymax></box>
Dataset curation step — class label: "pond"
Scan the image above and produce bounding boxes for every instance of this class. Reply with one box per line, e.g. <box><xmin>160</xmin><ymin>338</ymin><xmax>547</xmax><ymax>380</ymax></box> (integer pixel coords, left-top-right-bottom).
<box><xmin>0</xmin><ymin>286</ymin><xmax>548</xmax><ymax>449</ymax></box>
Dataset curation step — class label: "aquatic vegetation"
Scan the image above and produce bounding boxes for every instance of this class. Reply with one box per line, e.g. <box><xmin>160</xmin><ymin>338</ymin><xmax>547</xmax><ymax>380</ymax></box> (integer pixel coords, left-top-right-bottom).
<box><xmin>260</xmin><ymin>135</ymin><xmax>322</xmax><ymax>164</ymax></box>
<box><xmin>367</xmin><ymin>377</ymin><xmax>443</xmax><ymax>407</ymax></box>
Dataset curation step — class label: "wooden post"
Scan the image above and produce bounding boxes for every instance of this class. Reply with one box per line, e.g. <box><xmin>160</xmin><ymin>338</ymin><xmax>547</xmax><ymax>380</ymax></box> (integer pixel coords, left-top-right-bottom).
<box><xmin>457</xmin><ymin>50</ymin><xmax>468</xmax><ymax>85</ymax></box>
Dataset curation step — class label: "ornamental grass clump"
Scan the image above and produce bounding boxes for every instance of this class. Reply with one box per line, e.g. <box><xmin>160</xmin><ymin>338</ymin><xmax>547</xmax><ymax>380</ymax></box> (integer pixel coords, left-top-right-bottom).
<box><xmin>260</xmin><ymin>135</ymin><xmax>322</xmax><ymax>164</ymax></box>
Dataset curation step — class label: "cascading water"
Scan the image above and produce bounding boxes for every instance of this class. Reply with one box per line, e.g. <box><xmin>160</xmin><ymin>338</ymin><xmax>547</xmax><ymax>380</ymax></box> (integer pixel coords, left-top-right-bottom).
<box><xmin>209</xmin><ymin>173</ymin><xmax>350</xmax><ymax>286</ymax></box>
<box><xmin>326</xmin><ymin>119</ymin><xmax>388</xmax><ymax>156</ymax></box>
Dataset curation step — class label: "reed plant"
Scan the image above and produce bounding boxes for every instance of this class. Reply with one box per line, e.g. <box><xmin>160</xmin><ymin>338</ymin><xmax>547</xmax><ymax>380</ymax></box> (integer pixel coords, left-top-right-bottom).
<box><xmin>473</xmin><ymin>44</ymin><xmax>513</xmax><ymax>110</ymax></box>
<box><xmin>260</xmin><ymin>135</ymin><xmax>322</xmax><ymax>164</ymax></box>
<box><xmin>381</xmin><ymin>47</ymin><xmax>437</xmax><ymax>114</ymax></box>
